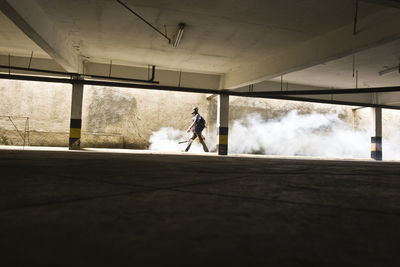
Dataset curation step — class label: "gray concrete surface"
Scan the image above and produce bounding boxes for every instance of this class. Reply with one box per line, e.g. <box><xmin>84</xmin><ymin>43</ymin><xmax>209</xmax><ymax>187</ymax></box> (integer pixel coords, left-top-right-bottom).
<box><xmin>0</xmin><ymin>148</ymin><xmax>399</xmax><ymax>266</ymax></box>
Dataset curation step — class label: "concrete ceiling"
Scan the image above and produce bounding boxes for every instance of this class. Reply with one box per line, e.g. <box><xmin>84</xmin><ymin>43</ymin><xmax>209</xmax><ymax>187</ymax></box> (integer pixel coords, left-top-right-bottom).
<box><xmin>271</xmin><ymin>38</ymin><xmax>400</xmax><ymax>89</ymax></box>
<box><xmin>0</xmin><ymin>0</ymin><xmax>400</xmax><ymax>107</ymax></box>
<box><xmin>31</xmin><ymin>0</ymin><xmax>381</xmax><ymax>73</ymax></box>
<box><xmin>0</xmin><ymin>11</ymin><xmax>47</xmax><ymax>57</ymax></box>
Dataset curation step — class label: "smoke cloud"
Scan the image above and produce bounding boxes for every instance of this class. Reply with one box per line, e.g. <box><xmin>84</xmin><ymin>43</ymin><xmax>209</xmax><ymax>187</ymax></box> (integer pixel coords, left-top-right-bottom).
<box><xmin>383</xmin><ymin>133</ymin><xmax>400</xmax><ymax>160</ymax></box>
<box><xmin>230</xmin><ymin>111</ymin><xmax>369</xmax><ymax>158</ymax></box>
<box><xmin>149</xmin><ymin>110</ymin><xmax>400</xmax><ymax>160</ymax></box>
<box><xmin>149</xmin><ymin>127</ymin><xmax>216</xmax><ymax>153</ymax></box>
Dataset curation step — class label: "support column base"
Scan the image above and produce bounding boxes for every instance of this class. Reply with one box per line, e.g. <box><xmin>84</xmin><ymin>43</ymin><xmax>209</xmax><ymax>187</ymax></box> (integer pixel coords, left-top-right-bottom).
<box><xmin>217</xmin><ymin>127</ymin><xmax>228</xmax><ymax>156</ymax></box>
<box><xmin>69</xmin><ymin>138</ymin><xmax>81</xmax><ymax>150</ymax></box>
<box><xmin>217</xmin><ymin>144</ymin><xmax>228</xmax><ymax>155</ymax></box>
<box><xmin>69</xmin><ymin>119</ymin><xmax>82</xmax><ymax>150</ymax></box>
<box><xmin>371</xmin><ymin>136</ymin><xmax>382</xmax><ymax>161</ymax></box>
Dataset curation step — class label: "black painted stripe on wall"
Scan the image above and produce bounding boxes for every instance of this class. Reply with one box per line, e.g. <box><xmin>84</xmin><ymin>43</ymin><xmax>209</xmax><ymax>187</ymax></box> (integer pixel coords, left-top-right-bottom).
<box><xmin>371</xmin><ymin>136</ymin><xmax>382</xmax><ymax>143</ymax></box>
<box><xmin>70</xmin><ymin>119</ymin><xmax>82</xmax><ymax>128</ymax></box>
<box><xmin>218</xmin><ymin>127</ymin><xmax>228</xmax><ymax>135</ymax></box>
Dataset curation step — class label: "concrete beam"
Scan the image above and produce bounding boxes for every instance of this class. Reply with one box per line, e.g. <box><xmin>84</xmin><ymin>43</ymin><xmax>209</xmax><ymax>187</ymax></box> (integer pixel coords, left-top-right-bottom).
<box><xmin>223</xmin><ymin>9</ymin><xmax>400</xmax><ymax>89</ymax></box>
<box><xmin>84</xmin><ymin>61</ymin><xmax>221</xmax><ymax>90</ymax></box>
<box><xmin>0</xmin><ymin>54</ymin><xmax>65</xmax><ymax>73</ymax></box>
<box><xmin>0</xmin><ymin>0</ymin><xmax>79</xmax><ymax>72</ymax></box>
<box><xmin>376</xmin><ymin>91</ymin><xmax>400</xmax><ymax>105</ymax></box>
<box><xmin>234</xmin><ymin>80</ymin><xmax>400</xmax><ymax>107</ymax></box>
<box><xmin>0</xmin><ymin>55</ymin><xmax>221</xmax><ymax>89</ymax></box>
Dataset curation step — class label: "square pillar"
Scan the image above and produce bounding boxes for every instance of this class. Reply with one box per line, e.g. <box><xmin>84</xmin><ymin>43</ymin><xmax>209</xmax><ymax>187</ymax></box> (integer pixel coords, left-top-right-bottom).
<box><xmin>371</xmin><ymin>107</ymin><xmax>382</xmax><ymax>160</ymax></box>
<box><xmin>69</xmin><ymin>82</ymin><xmax>84</xmax><ymax>150</ymax></box>
<box><xmin>217</xmin><ymin>94</ymin><xmax>229</xmax><ymax>155</ymax></box>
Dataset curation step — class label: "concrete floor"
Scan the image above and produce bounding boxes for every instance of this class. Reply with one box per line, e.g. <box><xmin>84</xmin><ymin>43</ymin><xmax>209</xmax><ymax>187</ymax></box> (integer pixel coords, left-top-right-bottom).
<box><xmin>0</xmin><ymin>148</ymin><xmax>399</xmax><ymax>266</ymax></box>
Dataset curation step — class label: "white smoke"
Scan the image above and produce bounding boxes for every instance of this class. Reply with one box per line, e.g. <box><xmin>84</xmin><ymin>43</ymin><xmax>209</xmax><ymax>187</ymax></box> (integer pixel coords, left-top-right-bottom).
<box><xmin>230</xmin><ymin>111</ymin><xmax>369</xmax><ymax>158</ymax></box>
<box><xmin>383</xmin><ymin>134</ymin><xmax>400</xmax><ymax>160</ymax></box>
<box><xmin>148</xmin><ymin>127</ymin><xmax>215</xmax><ymax>153</ymax></box>
<box><xmin>149</xmin><ymin>110</ymin><xmax>400</xmax><ymax>160</ymax></box>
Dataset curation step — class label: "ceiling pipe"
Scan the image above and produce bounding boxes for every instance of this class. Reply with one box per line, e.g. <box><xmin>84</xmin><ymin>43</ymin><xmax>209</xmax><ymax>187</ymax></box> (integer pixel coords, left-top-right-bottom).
<box><xmin>116</xmin><ymin>0</ymin><xmax>171</xmax><ymax>44</ymax></box>
<box><xmin>0</xmin><ymin>65</ymin><xmax>159</xmax><ymax>84</ymax></box>
<box><xmin>353</xmin><ymin>0</ymin><xmax>359</xmax><ymax>35</ymax></box>
<box><xmin>149</xmin><ymin>65</ymin><xmax>155</xmax><ymax>82</ymax></box>
<box><xmin>378</xmin><ymin>64</ymin><xmax>400</xmax><ymax>76</ymax></box>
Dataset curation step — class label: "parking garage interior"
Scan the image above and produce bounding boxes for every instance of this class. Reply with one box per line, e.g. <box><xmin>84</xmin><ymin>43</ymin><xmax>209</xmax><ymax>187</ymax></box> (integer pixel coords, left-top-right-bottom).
<box><xmin>1</xmin><ymin>0</ymin><xmax>400</xmax><ymax>266</ymax></box>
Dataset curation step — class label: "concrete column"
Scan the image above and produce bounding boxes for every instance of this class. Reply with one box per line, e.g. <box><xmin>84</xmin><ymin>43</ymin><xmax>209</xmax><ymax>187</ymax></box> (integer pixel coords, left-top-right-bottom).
<box><xmin>217</xmin><ymin>94</ymin><xmax>229</xmax><ymax>155</ymax></box>
<box><xmin>371</xmin><ymin>107</ymin><xmax>382</xmax><ymax>160</ymax></box>
<box><xmin>69</xmin><ymin>82</ymin><xmax>84</xmax><ymax>150</ymax></box>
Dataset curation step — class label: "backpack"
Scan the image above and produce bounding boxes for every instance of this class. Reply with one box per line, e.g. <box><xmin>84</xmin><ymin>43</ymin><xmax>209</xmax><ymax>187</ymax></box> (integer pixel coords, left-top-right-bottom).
<box><xmin>198</xmin><ymin>115</ymin><xmax>206</xmax><ymax>130</ymax></box>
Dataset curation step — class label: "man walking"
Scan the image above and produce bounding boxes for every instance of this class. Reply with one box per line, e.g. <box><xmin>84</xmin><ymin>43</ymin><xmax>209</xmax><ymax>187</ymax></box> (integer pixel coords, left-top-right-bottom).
<box><xmin>185</xmin><ymin>107</ymin><xmax>209</xmax><ymax>152</ymax></box>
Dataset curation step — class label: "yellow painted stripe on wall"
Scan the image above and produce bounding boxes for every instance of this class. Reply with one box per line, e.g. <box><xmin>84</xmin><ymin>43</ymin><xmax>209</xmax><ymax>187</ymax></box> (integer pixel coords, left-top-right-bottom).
<box><xmin>217</xmin><ymin>135</ymin><xmax>228</xmax><ymax>145</ymax></box>
<box><xmin>371</xmin><ymin>143</ymin><xmax>376</xmax><ymax>151</ymax></box>
<box><xmin>70</xmin><ymin>128</ymin><xmax>81</xmax><ymax>138</ymax></box>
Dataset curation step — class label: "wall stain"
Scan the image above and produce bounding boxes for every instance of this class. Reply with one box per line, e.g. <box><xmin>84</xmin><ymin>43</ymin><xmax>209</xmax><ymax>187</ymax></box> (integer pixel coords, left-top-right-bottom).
<box><xmin>86</xmin><ymin>87</ymin><xmax>137</xmax><ymax>133</ymax></box>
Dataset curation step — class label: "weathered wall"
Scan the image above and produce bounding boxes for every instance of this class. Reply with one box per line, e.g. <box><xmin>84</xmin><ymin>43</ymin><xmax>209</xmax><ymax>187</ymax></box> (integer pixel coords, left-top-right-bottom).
<box><xmin>81</xmin><ymin>86</ymin><xmax>212</xmax><ymax>148</ymax></box>
<box><xmin>0</xmin><ymin>80</ymin><xmax>213</xmax><ymax>148</ymax></box>
<box><xmin>0</xmin><ymin>80</ymin><xmax>71</xmax><ymax>146</ymax></box>
<box><xmin>1</xmin><ymin>79</ymin><xmax>399</xmax><ymax>150</ymax></box>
